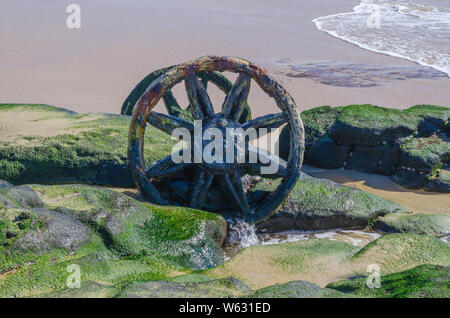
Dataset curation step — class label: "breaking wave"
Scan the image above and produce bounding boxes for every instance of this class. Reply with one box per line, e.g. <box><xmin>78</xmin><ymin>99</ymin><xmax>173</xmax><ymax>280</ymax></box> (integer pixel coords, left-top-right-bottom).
<box><xmin>312</xmin><ymin>0</ymin><xmax>450</xmax><ymax>76</ymax></box>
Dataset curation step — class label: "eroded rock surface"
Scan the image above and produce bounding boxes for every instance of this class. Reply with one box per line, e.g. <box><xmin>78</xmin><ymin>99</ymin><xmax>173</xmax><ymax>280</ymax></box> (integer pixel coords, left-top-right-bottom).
<box><xmin>0</xmin><ymin>182</ymin><xmax>226</xmax><ymax>297</ymax></box>
<box><xmin>0</xmin><ymin>104</ymin><xmax>174</xmax><ymax>187</ymax></box>
<box><xmin>252</xmin><ymin>173</ymin><xmax>407</xmax><ymax>232</ymax></box>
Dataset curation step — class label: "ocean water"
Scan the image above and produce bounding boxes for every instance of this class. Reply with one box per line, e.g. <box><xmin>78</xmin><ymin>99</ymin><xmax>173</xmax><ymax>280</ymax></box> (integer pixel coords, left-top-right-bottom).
<box><xmin>312</xmin><ymin>0</ymin><xmax>450</xmax><ymax>76</ymax></box>
<box><xmin>224</xmin><ymin>220</ymin><xmax>381</xmax><ymax>259</ymax></box>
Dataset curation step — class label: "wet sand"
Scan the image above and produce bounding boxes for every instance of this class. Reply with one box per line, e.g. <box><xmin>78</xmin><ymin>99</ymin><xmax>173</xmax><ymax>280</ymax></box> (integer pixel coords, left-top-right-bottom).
<box><xmin>111</xmin><ymin>163</ymin><xmax>450</xmax><ymax>216</ymax></box>
<box><xmin>111</xmin><ymin>165</ymin><xmax>450</xmax><ymax>216</ymax></box>
<box><xmin>1</xmin><ymin>0</ymin><xmax>449</xmax><ymax>117</ymax></box>
<box><xmin>303</xmin><ymin>165</ymin><xmax>450</xmax><ymax>215</ymax></box>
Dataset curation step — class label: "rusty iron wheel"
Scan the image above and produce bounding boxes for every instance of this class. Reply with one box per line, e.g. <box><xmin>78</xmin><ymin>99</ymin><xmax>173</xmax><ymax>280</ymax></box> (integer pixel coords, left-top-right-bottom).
<box><xmin>121</xmin><ymin>66</ymin><xmax>251</xmax><ymax>124</ymax></box>
<box><xmin>128</xmin><ymin>56</ymin><xmax>305</xmax><ymax>223</ymax></box>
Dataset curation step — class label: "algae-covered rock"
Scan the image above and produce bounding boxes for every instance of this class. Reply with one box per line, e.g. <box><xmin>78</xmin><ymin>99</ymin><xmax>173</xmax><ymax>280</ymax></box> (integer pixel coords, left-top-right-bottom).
<box><xmin>327</xmin><ymin>264</ymin><xmax>450</xmax><ymax>298</ymax></box>
<box><xmin>0</xmin><ymin>179</ymin><xmax>13</xmax><ymax>189</ymax></box>
<box><xmin>42</xmin><ymin>276</ymin><xmax>348</xmax><ymax>298</ymax></box>
<box><xmin>397</xmin><ymin>133</ymin><xmax>449</xmax><ymax>172</ymax></box>
<box><xmin>278</xmin><ymin>106</ymin><xmax>343</xmax><ymax>160</ymax></box>
<box><xmin>300</xmin><ymin>106</ymin><xmax>344</xmax><ymax>149</ymax></box>
<box><xmin>349</xmin><ymin>233</ymin><xmax>450</xmax><ymax>274</ymax></box>
<box><xmin>0</xmin><ymin>186</ymin><xmax>44</xmax><ymax>209</ymax></box>
<box><xmin>374</xmin><ymin>213</ymin><xmax>450</xmax><ymax>237</ymax></box>
<box><xmin>39</xmin><ymin>281</ymin><xmax>119</xmax><ymax>298</ymax></box>
<box><xmin>118</xmin><ymin>276</ymin><xmax>250</xmax><ymax>298</ymax></box>
<box><xmin>304</xmin><ymin>135</ymin><xmax>350</xmax><ymax>169</ymax></box>
<box><xmin>15</xmin><ymin>208</ymin><xmax>92</xmax><ymax>252</ymax></box>
<box><xmin>405</xmin><ymin>105</ymin><xmax>450</xmax><ymax>136</ymax></box>
<box><xmin>329</xmin><ymin>104</ymin><xmax>419</xmax><ymax>146</ymax></box>
<box><xmin>253</xmin><ymin>173</ymin><xmax>407</xmax><ymax>232</ymax></box>
<box><xmin>426</xmin><ymin>169</ymin><xmax>450</xmax><ymax>192</ymax></box>
<box><xmin>392</xmin><ymin>133</ymin><xmax>450</xmax><ymax>189</ymax></box>
<box><xmin>247</xmin><ymin>280</ymin><xmax>348</xmax><ymax>298</ymax></box>
<box><xmin>0</xmin><ymin>104</ymin><xmax>174</xmax><ymax>187</ymax></box>
<box><xmin>206</xmin><ymin>234</ymin><xmax>450</xmax><ymax>289</ymax></box>
<box><xmin>205</xmin><ymin>239</ymin><xmax>360</xmax><ymax>289</ymax></box>
<box><xmin>45</xmin><ymin>277</ymin><xmax>247</xmax><ymax>298</ymax></box>
<box><xmin>0</xmin><ymin>193</ymin><xmax>16</xmax><ymax>210</ymax></box>
<box><xmin>0</xmin><ymin>183</ymin><xmax>227</xmax><ymax>297</ymax></box>
<box><xmin>30</xmin><ymin>184</ymin><xmax>227</xmax><ymax>270</ymax></box>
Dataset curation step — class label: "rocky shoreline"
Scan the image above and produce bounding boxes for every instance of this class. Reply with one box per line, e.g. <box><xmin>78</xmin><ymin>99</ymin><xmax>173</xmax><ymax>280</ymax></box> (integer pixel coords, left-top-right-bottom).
<box><xmin>0</xmin><ymin>103</ymin><xmax>449</xmax><ymax>298</ymax></box>
<box><xmin>279</xmin><ymin>104</ymin><xmax>450</xmax><ymax>192</ymax></box>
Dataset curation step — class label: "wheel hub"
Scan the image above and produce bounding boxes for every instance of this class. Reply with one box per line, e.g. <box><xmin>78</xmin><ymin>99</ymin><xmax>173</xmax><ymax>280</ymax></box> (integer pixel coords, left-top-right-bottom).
<box><xmin>199</xmin><ymin>116</ymin><xmax>244</xmax><ymax>174</ymax></box>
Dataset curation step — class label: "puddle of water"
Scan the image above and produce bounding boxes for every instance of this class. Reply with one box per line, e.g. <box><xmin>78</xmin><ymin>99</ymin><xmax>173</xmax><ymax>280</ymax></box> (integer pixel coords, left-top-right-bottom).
<box><xmin>224</xmin><ymin>220</ymin><xmax>381</xmax><ymax>260</ymax></box>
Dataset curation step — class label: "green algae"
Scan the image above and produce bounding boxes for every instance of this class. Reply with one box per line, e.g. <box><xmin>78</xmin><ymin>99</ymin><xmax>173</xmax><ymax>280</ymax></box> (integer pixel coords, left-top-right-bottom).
<box><xmin>375</xmin><ymin>213</ymin><xmax>450</xmax><ymax>236</ymax></box>
<box><xmin>0</xmin><ymin>104</ymin><xmax>174</xmax><ymax>187</ymax></box>
<box><xmin>0</xmin><ymin>184</ymin><xmax>227</xmax><ymax>298</ymax></box>
<box><xmin>327</xmin><ymin>264</ymin><xmax>450</xmax><ymax>298</ymax></box>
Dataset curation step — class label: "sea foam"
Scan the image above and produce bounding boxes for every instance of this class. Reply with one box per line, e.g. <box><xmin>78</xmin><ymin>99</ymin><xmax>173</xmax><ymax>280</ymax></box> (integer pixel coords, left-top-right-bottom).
<box><xmin>312</xmin><ymin>0</ymin><xmax>450</xmax><ymax>77</ymax></box>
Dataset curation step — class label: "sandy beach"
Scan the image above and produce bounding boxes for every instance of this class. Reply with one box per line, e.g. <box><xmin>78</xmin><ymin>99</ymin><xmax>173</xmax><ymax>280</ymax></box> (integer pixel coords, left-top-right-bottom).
<box><xmin>303</xmin><ymin>166</ymin><xmax>450</xmax><ymax>215</ymax></box>
<box><xmin>1</xmin><ymin>0</ymin><xmax>449</xmax><ymax>117</ymax></box>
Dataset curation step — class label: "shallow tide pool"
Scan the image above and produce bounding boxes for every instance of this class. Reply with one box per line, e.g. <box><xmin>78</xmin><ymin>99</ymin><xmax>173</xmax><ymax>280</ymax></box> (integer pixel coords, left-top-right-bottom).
<box><xmin>223</xmin><ymin>221</ymin><xmax>382</xmax><ymax>260</ymax></box>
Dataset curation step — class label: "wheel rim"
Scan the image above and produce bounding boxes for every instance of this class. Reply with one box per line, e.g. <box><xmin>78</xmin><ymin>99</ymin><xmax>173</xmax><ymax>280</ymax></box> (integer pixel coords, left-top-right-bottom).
<box><xmin>121</xmin><ymin>66</ymin><xmax>251</xmax><ymax>124</ymax></box>
<box><xmin>128</xmin><ymin>56</ymin><xmax>305</xmax><ymax>223</ymax></box>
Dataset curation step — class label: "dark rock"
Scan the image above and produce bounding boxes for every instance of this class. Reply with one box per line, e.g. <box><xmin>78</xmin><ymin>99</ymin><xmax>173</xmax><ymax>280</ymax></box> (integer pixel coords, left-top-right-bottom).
<box><xmin>0</xmin><ymin>179</ymin><xmax>13</xmax><ymax>189</ymax></box>
<box><xmin>405</xmin><ymin>105</ymin><xmax>450</xmax><ymax>135</ymax></box>
<box><xmin>345</xmin><ymin>143</ymin><xmax>399</xmax><ymax>175</ymax></box>
<box><xmin>277</xmin><ymin>105</ymin><xmax>343</xmax><ymax>160</ymax></box>
<box><xmin>391</xmin><ymin>166</ymin><xmax>427</xmax><ymax>189</ymax></box>
<box><xmin>94</xmin><ymin>164</ymin><xmax>134</xmax><ymax>188</ymax></box>
<box><xmin>277</xmin><ymin>125</ymin><xmax>291</xmax><ymax>161</ymax></box>
<box><xmin>417</xmin><ymin>120</ymin><xmax>441</xmax><ymax>137</ymax></box>
<box><xmin>16</xmin><ymin>208</ymin><xmax>91</xmax><ymax>252</ymax></box>
<box><xmin>425</xmin><ymin>170</ymin><xmax>450</xmax><ymax>192</ymax></box>
<box><xmin>0</xmin><ymin>193</ymin><xmax>16</xmax><ymax>209</ymax></box>
<box><xmin>1</xmin><ymin>186</ymin><xmax>44</xmax><ymax>208</ymax></box>
<box><xmin>328</xmin><ymin>104</ymin><xmax>419</xmax><ymax>146</ymax></box>
<box><xmin>304</xmin><ymin>135</ymin><xmax>350</xmax><ymax>169</ymax></box>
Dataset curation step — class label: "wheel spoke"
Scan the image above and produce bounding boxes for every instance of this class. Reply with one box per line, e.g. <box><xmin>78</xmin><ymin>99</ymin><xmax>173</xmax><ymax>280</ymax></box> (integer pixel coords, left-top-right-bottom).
<box><xmin>162</xmin><ymin>91</ymin><xmax>182</xmax><ymax>116</ymax></box>
<box><xmin>190</xmin><ymin>169</ymin><xmax>214</xmax><ymax>209</ymax></box>
<box><xmin>197</xmin><ymin>71</ymin><xmax>233</xmax><ymax>94</ymax></box>
<box><xmin>224</xmin><ymin>170</ymin><xmax>251</xmax><ymax>214</ymax></box>
<box><xmin>222</xmin><ymin>74</ymin><xmax>251</xmax><ymax>121</ymax></box>
<box><xmin>185</xmin><ymin>74</ymin><xmax>215</xmax><ymax>120</ymax></box>
<box><xmin>147</xmin><ymin>111</ymin><xmax>194</xmax><ymax>135</ymax></box>
<box><xmin>146</xmin><ymin>155</ymin><xmax>192</xmax><ymax>179</ymax></box>
<box><xmin>242</xmin><ymin>145</ymin><xmax>288</xmax><ymax>178</ymax></box>
<box><xmin>242</xmin><ymin>113</ymin><xmax>288</xmax><ymax>141</ymax></box>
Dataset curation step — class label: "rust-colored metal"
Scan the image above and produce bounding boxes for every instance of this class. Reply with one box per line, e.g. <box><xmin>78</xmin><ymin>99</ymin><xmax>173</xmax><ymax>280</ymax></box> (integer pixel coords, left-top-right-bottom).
<box><xmin>121</xmin><ymin>66</ymin><xmax>251</xmax><ymax>123</ymax></box>
<box><xmin>128</xmin><ymin>56</ymin><xmax>305</xmax><ymax>223</ymax></box>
